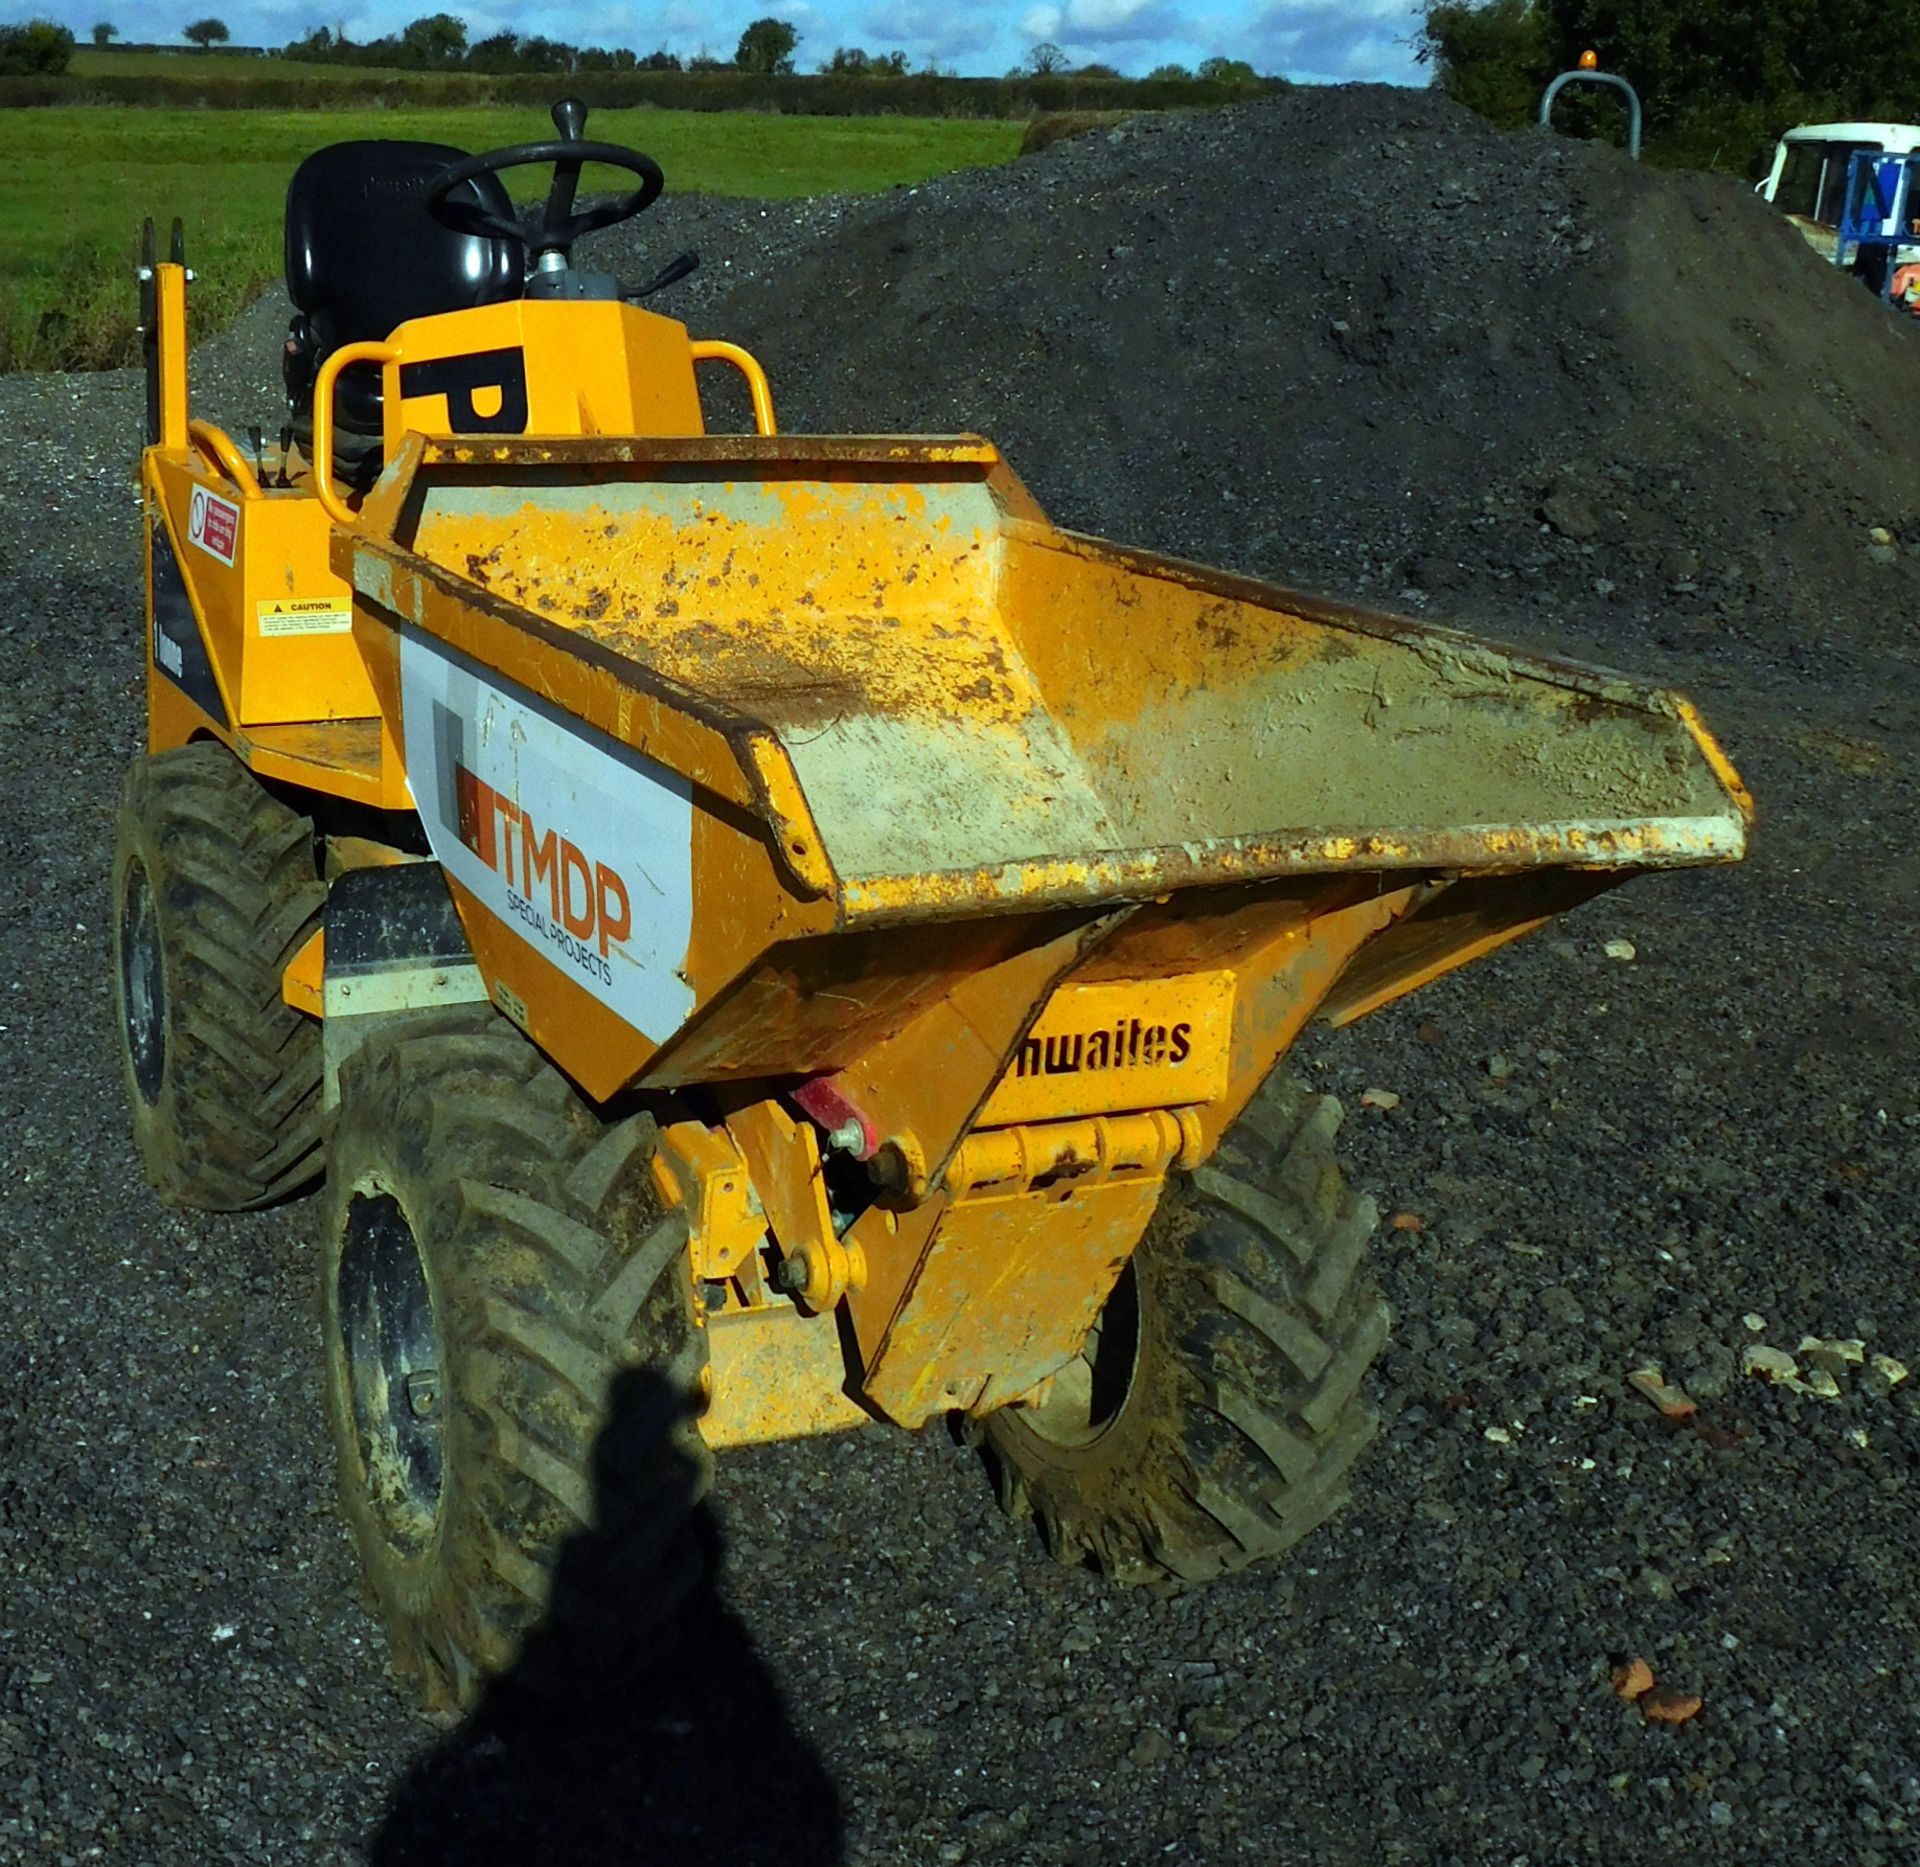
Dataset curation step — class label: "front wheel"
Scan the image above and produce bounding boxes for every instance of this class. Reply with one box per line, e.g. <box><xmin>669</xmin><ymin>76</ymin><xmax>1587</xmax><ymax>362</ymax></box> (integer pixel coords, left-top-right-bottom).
<box><xmin>320</xmin><ymin>1011</ymin><xmax>712</xmax><ymax>1717</ymax></box>
<box><xmin>983</xmin><ymin>1076</ymin><xmax>1388</xmax><ymax>1585</ymax></box>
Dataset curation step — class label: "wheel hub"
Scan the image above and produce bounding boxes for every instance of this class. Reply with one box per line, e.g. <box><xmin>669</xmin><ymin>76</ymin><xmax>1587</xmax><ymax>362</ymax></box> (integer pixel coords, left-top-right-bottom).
<box><xmin>118</xmin><ymin>859</ymin><xmax>166</xmax><ymax>1105</ymax></box>
<box><xmin>337</xmin><ymin>1188</ymin><xmax>445</xmax><ymax>1555</ymax></box>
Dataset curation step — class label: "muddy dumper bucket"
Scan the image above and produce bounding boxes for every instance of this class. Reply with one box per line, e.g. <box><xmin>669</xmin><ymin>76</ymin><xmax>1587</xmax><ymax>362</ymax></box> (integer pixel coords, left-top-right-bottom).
<box><xmin>327</xmin><ymin>432</ymin><xmax>1750</xmax><ymax>1433</ymax></box>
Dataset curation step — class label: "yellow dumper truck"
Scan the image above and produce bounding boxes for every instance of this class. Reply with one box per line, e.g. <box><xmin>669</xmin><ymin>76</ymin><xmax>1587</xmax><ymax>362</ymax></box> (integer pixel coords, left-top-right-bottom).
<box><xmin>114</xmin><ymin>104</ymin><xmax>1751</xmax><ymax>1713</ymax></box>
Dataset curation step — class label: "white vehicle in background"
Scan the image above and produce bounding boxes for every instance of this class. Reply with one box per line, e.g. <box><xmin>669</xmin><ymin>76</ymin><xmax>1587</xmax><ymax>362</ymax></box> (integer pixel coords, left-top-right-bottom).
<box><xmin>1756</xmin><ymin>122</ymin><xmax>1920</xmax><ymax>302</ymax></box>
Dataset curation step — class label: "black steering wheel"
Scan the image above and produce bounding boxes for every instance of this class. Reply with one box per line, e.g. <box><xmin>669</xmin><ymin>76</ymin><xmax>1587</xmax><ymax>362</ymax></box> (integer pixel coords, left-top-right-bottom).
<box><xmin>426</xmin><ymin>98</ymin><xmax>663</xmax><ymax>262</ymax></box>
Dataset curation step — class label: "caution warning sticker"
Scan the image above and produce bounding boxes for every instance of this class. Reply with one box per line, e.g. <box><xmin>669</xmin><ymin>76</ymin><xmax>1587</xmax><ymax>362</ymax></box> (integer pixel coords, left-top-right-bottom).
<box><xmin>256</xmin><ymin>597</ymin><xmax>353</xmax><ymax>638</ymax></box>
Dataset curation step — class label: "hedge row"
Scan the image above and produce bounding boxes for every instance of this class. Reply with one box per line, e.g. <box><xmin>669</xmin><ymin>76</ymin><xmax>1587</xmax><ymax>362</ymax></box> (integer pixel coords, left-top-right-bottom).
<box><xmin>0</xmin><ymin>68</ymin><xmax>1282</xmax><ymax>115</ymax></box>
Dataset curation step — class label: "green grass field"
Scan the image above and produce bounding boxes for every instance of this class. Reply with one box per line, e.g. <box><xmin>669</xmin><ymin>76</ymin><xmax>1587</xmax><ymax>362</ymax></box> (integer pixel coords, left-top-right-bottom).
<box><xmin>0</xmin><ymin>106</ymin><xmax>1021</xmax><ymax>371</ymax></box>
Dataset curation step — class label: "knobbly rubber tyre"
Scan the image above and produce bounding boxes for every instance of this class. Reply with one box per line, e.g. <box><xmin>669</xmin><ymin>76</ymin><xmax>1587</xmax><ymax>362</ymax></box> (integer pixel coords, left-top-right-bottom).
<box><xmin>321</xmin><ymin>1011</ymin><xmax>711</xmax><ymax>1718</ymax></box>
<box><xmin>110</xmin><ymin>742</ymin><xmax>325</xmax><ymax>1210</ymax></box>
<box><xmin>983</xmin><ymin>1075</ymin><xmax>1389</xmax><ymax>1585</ymax></box>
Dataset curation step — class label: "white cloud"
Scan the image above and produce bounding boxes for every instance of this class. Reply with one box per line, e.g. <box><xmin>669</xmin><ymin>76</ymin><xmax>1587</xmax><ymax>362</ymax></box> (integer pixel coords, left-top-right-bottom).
<box><xmin>862</xmin><ymin>0</ymin><xmax>1001</xmax><ymax>57</ymax></box>
<box><xmin>1240</xmin><ymin>0</ymin><xmax>1423</xmax><ymax>82</ymax></box>
<box><xmin>1068</xmin><ymin>0</ymin><xmax>1165</xmax><ymax>30</ymax></box>
<box><xmin>1018</xmin><ymin>0</ymin><xmax>1189</xmax><ymax>44</ymax></box>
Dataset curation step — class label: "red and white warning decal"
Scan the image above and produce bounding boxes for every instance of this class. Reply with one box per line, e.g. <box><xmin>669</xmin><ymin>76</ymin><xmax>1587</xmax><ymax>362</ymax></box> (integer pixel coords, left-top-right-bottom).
<box><xmin>187</xmin><ymin>485</ymin><xmax>239</xmax><ymax>565</ymax></box>
<box><xmin>399</xmin><ymin>631</ymin><xmax>698</xmax><ymax>1042</ymax></box>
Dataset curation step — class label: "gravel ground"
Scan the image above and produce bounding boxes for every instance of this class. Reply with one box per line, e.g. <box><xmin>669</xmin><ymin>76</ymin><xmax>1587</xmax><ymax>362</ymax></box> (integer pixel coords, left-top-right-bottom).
<box><xmin>3</xmin><ymin>87</ymin><xmax>1918</xmax><ymax>1865</ymax></box>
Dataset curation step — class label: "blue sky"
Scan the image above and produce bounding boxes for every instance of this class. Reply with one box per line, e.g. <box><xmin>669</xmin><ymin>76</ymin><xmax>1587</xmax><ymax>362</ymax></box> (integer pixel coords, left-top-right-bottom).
<box><xmin>25</xmin><ymin>1</ymin><xmax>1428</xmax><ymax>85</ymax></box>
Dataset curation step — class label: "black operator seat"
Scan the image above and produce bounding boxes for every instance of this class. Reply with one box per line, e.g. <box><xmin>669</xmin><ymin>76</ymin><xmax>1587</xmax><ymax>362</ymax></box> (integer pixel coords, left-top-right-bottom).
<box><xmin>282</xmin><ymin>141</ymin><xmax>524</xmax><ymax>439</ymax></box>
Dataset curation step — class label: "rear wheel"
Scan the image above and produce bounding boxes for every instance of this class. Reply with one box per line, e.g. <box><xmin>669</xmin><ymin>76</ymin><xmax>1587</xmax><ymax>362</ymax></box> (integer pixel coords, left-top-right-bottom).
<box><xmin>321</xmin><ymin>1011</ymin><xmax>711</xmax><ymax>1718</ymax></box>
<box><xmin>983</xmin><ymin>1076</ymin><xmax>1388</xmax><ymax>1585</ymax></box>
<box><xmin>110</xmin><ymin>743</ymin><xmax>325</xmax><ymax>1209</ymax></box>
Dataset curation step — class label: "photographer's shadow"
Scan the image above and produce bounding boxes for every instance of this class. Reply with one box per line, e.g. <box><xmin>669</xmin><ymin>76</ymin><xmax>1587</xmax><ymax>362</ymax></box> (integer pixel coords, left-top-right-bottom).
<box><xmin>370</xmin><ymin>1368</ymin><xmax>846</xmax><ymax>1866</ymax></box>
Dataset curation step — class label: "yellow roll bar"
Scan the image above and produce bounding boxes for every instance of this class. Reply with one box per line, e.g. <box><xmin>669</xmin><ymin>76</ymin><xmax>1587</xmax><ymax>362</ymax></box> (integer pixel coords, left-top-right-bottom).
<box><xmin>311</xmin><ymin>341</ymin><xmax>400</xmax><ymax>527</ymax></box>
<box><xmin>312</xmin><ymin>332</ymin><xmax>777</xmax><ymax>525</ymax></box>
<box><xmin>186</xmin><ymin>420</ymin><xmax>263</xmax><ymax>499</ymax></box>
<box><xmin>690</xmin><ymin>340</ymin><xmax>779</xmax><ymax>436</ymax></box>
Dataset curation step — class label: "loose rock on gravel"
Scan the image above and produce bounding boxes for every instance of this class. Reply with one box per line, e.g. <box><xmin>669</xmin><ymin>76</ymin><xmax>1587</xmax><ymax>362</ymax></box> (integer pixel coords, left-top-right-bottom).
<box><xmin>2</xmin><ymin>83</ymin><xmax>1916</xmax><ymax>1864</ymax></box>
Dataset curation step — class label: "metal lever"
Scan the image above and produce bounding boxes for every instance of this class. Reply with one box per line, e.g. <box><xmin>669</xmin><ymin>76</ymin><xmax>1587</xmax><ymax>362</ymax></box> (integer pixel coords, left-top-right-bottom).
<box><xmin>542</xmin><ymin>97</ymin><xmax>589</xmax><ymax>246</ymax></box>
<box><xmin>625</xmin><ymin>250</ymin><xmax>700</xmax><ymax>300</ymax></box>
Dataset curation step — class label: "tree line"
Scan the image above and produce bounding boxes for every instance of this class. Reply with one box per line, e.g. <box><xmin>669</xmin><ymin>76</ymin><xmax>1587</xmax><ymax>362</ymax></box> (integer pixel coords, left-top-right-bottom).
<box><xmin>272</xmin><ymin>14</ymin><xmax>799</xmax><ymax>74</ymax></box>
<box><xmin>13</xmin><ymin>12</ymin><xmax>1276</xmax><ymax>86</ymax></box>
<box><xmin>276</xmin><ymin>16</ymin><xmax>1269</xmax><ymax>82</ymax></box>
